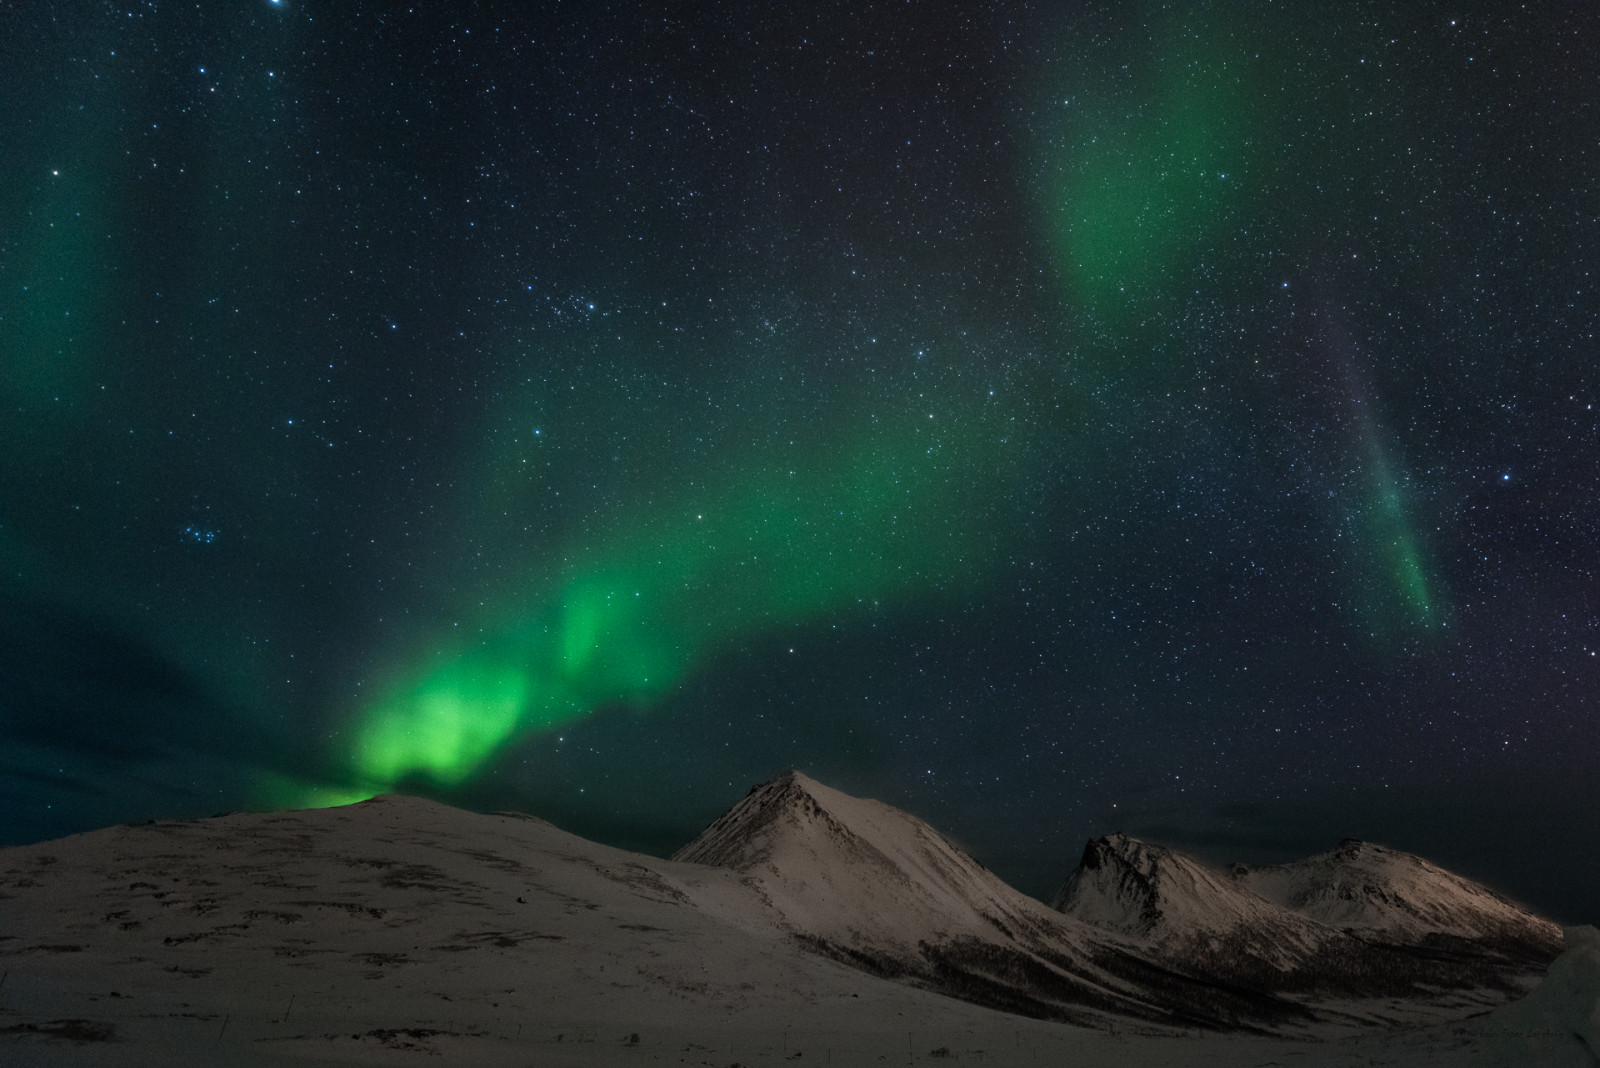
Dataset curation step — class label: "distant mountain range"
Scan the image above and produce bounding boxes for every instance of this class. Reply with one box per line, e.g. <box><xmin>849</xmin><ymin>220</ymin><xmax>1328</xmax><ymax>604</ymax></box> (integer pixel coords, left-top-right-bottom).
<box><xmin>0</xmin><ymin>768</ymin><xmax>1565</xmax><ymax>1056</ymax></box>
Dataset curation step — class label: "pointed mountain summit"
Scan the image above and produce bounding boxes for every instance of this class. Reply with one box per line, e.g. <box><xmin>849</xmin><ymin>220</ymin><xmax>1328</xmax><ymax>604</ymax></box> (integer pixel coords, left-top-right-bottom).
<box><xmin>1234</xmin><ymin>838</ymin><xmax>1562</xmax><ymax>959</ymax></box>
<box><xmin>1053</xmin><ymin>833</ymin><xmax>1328</xmax><ymax>971</ymax></box>
<box><xmin>675</xmin><ymin>770</ymin><xmax>1046</xmax><ymax>946</ymax></box>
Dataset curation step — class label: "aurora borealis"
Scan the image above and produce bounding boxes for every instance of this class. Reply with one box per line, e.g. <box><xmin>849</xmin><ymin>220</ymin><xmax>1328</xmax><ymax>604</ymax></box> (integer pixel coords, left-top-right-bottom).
<box><xmin>3</xmin><ymin>3</ymin><xmax>1597</xmax><ymax>921</ymax></box>
<box><xmin>349</xmin><ymin>383</ymin><xmax>1026</xmax><ymax>795</ymax></box>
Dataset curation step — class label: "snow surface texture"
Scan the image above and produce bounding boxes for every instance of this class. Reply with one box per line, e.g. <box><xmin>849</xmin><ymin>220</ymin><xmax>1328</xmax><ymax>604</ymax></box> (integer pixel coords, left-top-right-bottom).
<box><xmin>0</xmin><ymin>772</ymin><xmax>1583</xmax><ymax>1066</ymax></box>
<box><xmin>1054</xmin><ymin>830</ymin><xmax>1561</xmax><ymax>1021</ymax></box>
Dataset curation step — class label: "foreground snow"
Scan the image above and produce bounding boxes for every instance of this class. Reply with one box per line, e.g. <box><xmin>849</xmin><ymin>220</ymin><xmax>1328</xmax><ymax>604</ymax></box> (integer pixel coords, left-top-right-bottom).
<box><xmin>0</xmin><ymin>784</ymin><xmax>1591</xmax><ymax>1066</ymax></box>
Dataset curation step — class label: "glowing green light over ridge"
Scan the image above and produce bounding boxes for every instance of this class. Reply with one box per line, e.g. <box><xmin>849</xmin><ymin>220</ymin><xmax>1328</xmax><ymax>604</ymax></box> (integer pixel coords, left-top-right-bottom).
<box><xmin>354</xmin><ymin>651</ymin><xmax>542</xmax><ymax>788</ymax></box>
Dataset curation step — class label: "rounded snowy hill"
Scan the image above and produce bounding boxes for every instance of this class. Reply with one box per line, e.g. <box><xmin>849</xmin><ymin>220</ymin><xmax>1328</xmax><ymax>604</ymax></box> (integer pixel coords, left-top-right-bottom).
<box><xmin>1233</xmin><ymin>837</ymin><xmax>1563</xmax><ymax>956</ymax></box>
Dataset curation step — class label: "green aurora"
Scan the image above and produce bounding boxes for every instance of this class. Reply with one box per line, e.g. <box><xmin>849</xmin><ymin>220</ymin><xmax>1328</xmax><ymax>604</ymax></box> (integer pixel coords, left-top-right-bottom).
<box><xmin>1346</xmin><ymin>407</ymin><xmax>1441</xmax><ymax>638</ymax></box>
<box><xmin>285</xmin><ymin>386</ymin><xmax>1031</xmax><ymax>803</ymax></box>
<box><xmin>261</xmin><ymin>6</ymin><xmax>1455</xmax><ymax>808</ymax></box>
<box><xmin>1033</xmin><ymin>7</ymin><xmax>1262</xmax><ymax>338</ymax></box>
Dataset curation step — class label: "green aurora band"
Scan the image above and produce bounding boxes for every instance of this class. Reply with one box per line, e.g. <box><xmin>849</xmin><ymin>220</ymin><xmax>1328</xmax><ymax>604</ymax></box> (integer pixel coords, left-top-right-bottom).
<box><xmin>281</xmin><ymin>388</ymin><xmax>1029</xmax><ymax>804</ymax></box>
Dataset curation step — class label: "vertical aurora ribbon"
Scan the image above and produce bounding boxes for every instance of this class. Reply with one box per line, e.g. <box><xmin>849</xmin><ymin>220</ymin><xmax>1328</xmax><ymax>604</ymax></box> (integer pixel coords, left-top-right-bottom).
<box><xmin>1315</xmin><ymin>305</ymin><xmax>1442</xmax><ymax>640</ymax></box>
<box><xmin>1345</xmin><ymin>397</ymin><xmax>1439</xmax><ymax>637</ymax></box>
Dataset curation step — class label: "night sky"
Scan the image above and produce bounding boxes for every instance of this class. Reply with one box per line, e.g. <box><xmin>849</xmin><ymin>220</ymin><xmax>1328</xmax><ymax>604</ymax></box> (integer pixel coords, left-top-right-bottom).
<box><xmin>4</xmin><ymin>2</ymin><xmax>1597</xmax><ymax>923</ymax></box>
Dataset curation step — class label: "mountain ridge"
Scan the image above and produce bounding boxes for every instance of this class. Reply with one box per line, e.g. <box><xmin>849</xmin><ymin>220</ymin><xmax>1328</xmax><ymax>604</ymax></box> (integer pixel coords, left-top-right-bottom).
<box><xmin>1234</xmin><ymin>836</ymin><xmax>1562</xmax><ymax>955</ymax></box>
<box><xmin>670</xmin><ymin>772</ymin><xmax>1557</xmax><ymax>1030</ymax></box>
<box><xmin>0</xmin><ymin>770</ymin><xmax>1564</xmax><ymax>1044</ymax></box>
<box><xmin>673</xmin><ymin>771</ymin><xmax>1342</xmax><ymax>1030</ymax></box>
<box><xmin>1050</xmin><ymin>829</ymin><xmax>1561</xmax><ymax>1010</ymax></box>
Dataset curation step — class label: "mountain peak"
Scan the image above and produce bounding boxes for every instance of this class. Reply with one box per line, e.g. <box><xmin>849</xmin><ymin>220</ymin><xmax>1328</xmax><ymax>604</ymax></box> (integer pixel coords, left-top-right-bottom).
<box><xmin>1079</xmin><ymin>833</ymin><xmax>1164</xmax><ymax>872</ymax></box>
<box><xmin>770</xmin><ymin>768</ymin><xmax>819</xmax><ymax>788</ymax></box>
<box><xmin>761</xmin><ymin>768</ymin><xmax>831</xmax><ymax>805</ymax></box>
<box><xmin>1054</xmin><ymin>834</ymin><xmax>1289</xmax><ymax>944</ymax></box>
<box><xmin>1332</xmin><ymin>837</ymin><xmax>1385</xmax><ymax>861</ymax></box>
<box><xmin>673</xmin><ymin>770</ymin><xmax>842</xmax><ymax>870</ymax></box>
<box><xmin>1055</xmin><ymin>832</ymin><xmax>1564</xmax><ymax>1004</ymax></box>
<box><xmin>1234</xmin><ymin>841</ymin><xmax>1562</xmax><ymax>953</ymax></box>
<box><xmin>674</xmin><ymin>772</ymin><xmax>1109</xmax><ymax>960</ymax></box>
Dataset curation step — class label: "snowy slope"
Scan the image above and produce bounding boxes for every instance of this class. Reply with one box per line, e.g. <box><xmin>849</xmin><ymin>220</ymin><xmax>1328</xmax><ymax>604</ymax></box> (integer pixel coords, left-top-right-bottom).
<box><xmin>1</xmin><ymin>792</ymin><xmax>1145</xmax><ymax>1066</ymax></box>
<box><xmin>1234</xmin><ymin>838</ymin><xmax>1563</xmax><ymax>957</ymax></box>
<box><xmin>1474</xmin><ymin>924</ymin><xmax>1600</xmax><ymax>1068</ymax></box>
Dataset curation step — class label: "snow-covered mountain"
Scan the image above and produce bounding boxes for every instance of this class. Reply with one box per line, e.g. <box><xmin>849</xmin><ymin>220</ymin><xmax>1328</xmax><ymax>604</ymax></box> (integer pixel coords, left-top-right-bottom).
<box><xmin>1053</xmin><ymin>832</ymin><xmax>1561</xmax><ymax>1011</ymax></box>
<box><xmin>1234</xmin><ymin>837</ymin><xmax>1563</xmax><ymax>958</ymax></box>
<box><xmin>1053</xmin><ymin>833</ymin><xmax>1331</xmax><ymax>970</ymax></box>
<box><xmin>674</xmin><ymin>771</ymin><xmax>1143</xmax><ymax>1024</ymax></box>
<box><xmin>676</xmin><ymin>771</ymin><xmax>1083</xmax><ymax>951</ymax></box>
<box><xmin>0</xmin><ymin>771</ymin><xmax>1567</xmax><ymax>1065</ymax></box>
<box><xmin>674</xmin><ymin>772</ymin><xmax>1323</xmax><ymax>1030</ymax></box>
